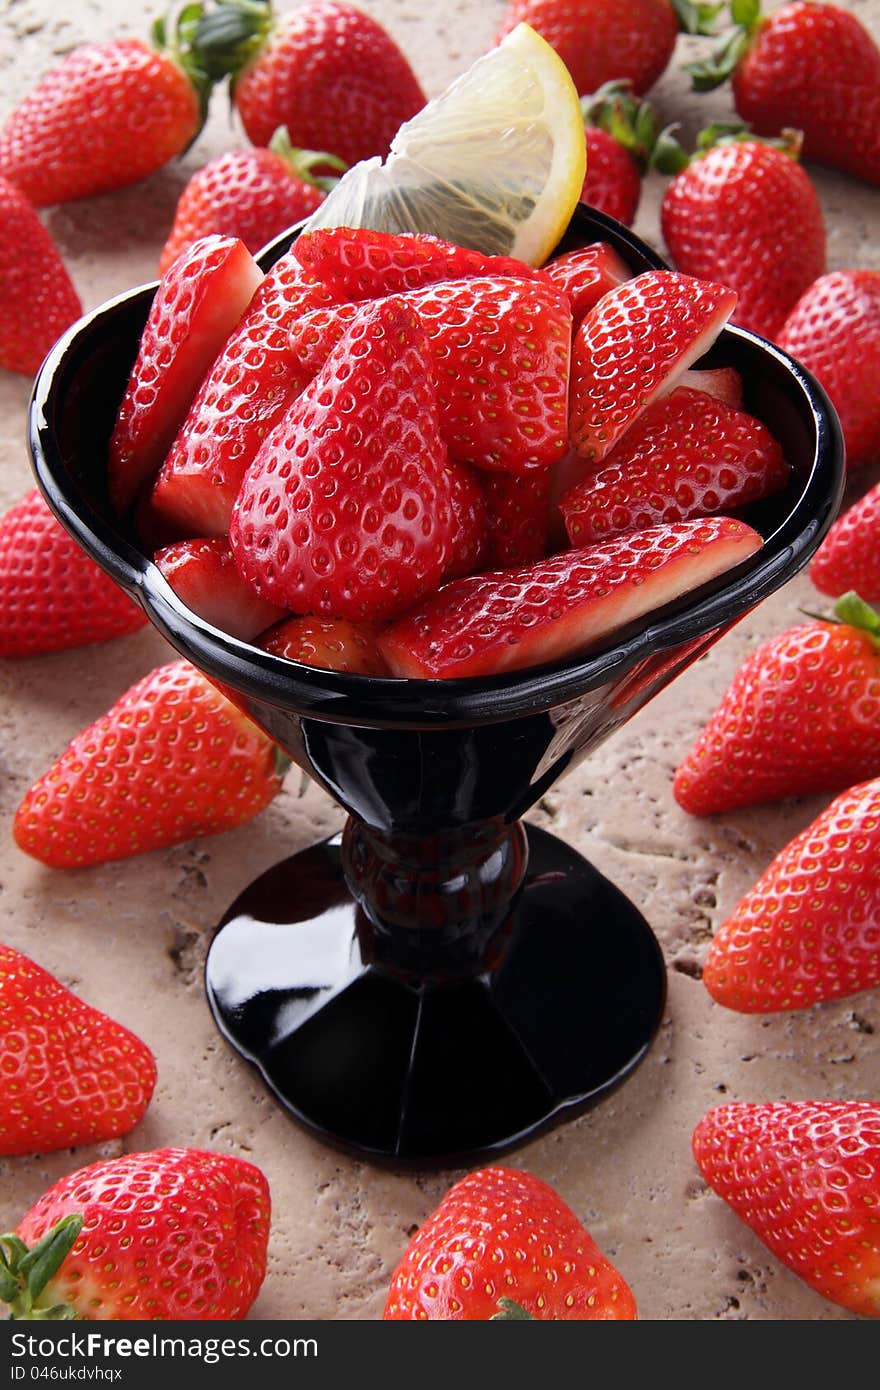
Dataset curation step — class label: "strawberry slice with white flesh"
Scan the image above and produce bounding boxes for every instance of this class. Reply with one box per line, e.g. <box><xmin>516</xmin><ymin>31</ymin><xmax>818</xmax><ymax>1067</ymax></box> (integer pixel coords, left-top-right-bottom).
<box><xmin>380</xmin><ymin>517</ymin><xmax>761</xmax><ymax>680</ymax></box>
<box><xmin>155</xmin><ymin>537</ymin><xmax>287</xmax><ymax>641</ymax></box>
<box><xmin>569</xmin><ymin>271</ymin><xmax>737</xmax><ymax>463</ymax></box>
<box><xmin>109</xmin><ymin>235</ymin><xmax>263</xmax><ymax>514</ymax></box>
<box><xmin>678</xmin><ymin>366</ymin><xmax>744</xmax><ymax>409</ymax></box>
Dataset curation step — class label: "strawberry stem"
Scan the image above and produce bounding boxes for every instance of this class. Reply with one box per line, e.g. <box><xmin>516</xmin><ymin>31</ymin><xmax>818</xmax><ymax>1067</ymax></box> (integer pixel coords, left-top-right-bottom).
<box><xmin>193</xmin><ymin>0</ymin><xmax>274</xmax><ymax>84</ymax></box>
<box><xmin>491</xmin><ymin>1298</ymin><xmax>536</xmax><ymax>1320</ymax></box>
<box><xmin>0</xmin><ymin>1216</ymin><xmax>83</xmax><ymax>1320</ymax></box>
<box><xmin>581</xmin><ymin>82</ymin><xmax>688</xmax><ymax>174</ymax></box>
<box><xmin>685</xmin><ymin>2</ymin><xmax>765</xmax><ymax>91</ymax></box>
<box><xmin>267</xmin><ymin>127</ymin><xmax>347</xmax><ymax>191</ymax></box>
<box><xmin>834</xmin><ymin>591</ymin><xmax>880</xmax><ymax>645</ymax></box>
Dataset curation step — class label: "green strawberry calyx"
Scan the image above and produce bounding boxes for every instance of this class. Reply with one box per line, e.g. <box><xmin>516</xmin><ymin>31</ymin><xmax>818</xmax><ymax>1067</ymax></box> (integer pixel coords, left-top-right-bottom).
<box><xmin>152</xmin><ymin>2</ymin><xmax>216</xmax><ymax>137</ymax></box>
<box><xmin>581</xmin><ymin>82</ymin><xmax>689</xmax><ymax>176</ymax></box>
<box><xmin>687</xmin><ymin>121</ymin><xmax>803</xmax><ymax>162</ymax></box>
<box><xmin>192</xmin><ymin>0</ymin><xmax>275</xmax><ymax>86</ymax></box>
<box><xmin>671</xmin><ymin>1</ymin><xmax>726</xmax><ymax>36</ymax></box>
<box><xmin>490</xmin><ymin>1298</ymin><xmax>536</xmax><ymax>1320</ymax></box>
<box><xmin>0</xmin><ymin>1216</ymin><xmax>83</xmax><ymax>1320</ymax></box>
<box><xmin>686</xmin><ymin>0</ymin><xmax>765</xmax><ymax>91</ymax></box>
<box><xmin>268</xmin><ymin>128</ymin><xmax>347</xmax><ymax>193</ymax></box>
<box><xmin>834</xmin><ymin>591</ymin><xmax>880</xmax><ymax>647</ymax></box>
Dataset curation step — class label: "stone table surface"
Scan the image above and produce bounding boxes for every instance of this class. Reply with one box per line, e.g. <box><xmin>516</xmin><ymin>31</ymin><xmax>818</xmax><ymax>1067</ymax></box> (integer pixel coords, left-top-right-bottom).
<box><xmin>1</xmin><ymin>0</ymin><xmax>878</xmax><ymax>1323</ymax></box>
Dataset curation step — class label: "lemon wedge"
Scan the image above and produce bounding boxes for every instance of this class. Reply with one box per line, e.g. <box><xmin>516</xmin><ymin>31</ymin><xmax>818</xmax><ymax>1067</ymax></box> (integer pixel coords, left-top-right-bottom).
<box><xmin>302</xmin><ymin>23</ymin><xmax>586</xmax><ymax>267</ymax></box>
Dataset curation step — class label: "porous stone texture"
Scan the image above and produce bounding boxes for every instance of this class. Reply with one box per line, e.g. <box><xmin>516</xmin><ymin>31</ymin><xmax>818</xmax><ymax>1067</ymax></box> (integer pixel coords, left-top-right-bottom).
<box><xmin>1</xmin><ymin>0</ymin><xmax>878</xmax><ymax>1323</ymax></box>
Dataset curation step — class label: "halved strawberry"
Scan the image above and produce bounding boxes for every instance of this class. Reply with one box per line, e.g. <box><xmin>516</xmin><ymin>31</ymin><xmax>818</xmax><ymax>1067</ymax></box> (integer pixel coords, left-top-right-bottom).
<box><xmin>292</xmin><ymin>227</ymin><xmax>549</xmax><ymax>301</ymax></box>
<box><xmin>380</xmin><ymin>517</ymin><xmax>762</xmax><ymax>680</ymax></box>
<box><xmin>288</xmin><ymin>276</ymin><xmax>573</xmax><ymax>475</ymax></box>
<box><xmin>444</xmin><ymin>462</ymin><xmax>487</xmax><ymax>581</ymax></box>
<box><xmin>149</xmin><ymin>252</ymin><xmax>335</xmax><ymax>538</ymax></box>
<box><xmin>261</xmin><ymin>616</ymin><xmax>389</xmax><ymax>675</ymax></box>
<box><xmin>109</xmin><ymin>236</ymin><xmax>263</xmax><ymax>514</ymax></box>
<box><xmin>155</xmin><ymin>538</ymin><xmax>287</xmax><ymax>641</ymax></box>
<box><xmin>231</xmin><ymin>297</ymin><xmax>455</xmax><ymax>621</ymax></box>
<box><xmin>561</xmin><ymin>388</ymin><xmax>788</xmax><ymax>545</ymax></box>
<box><xmin>483</xmin><ymin>472</ymin><xmax>551</xmax><ymax>568</ymax></box>
<box><xmin>569</xmin><ymin>271</ymin><xmax>737</xmax><ymax>463</ymax></box>
<box><xmin>678</xmin><ymin>366</ymin><xmax>744</xmax><ymax>409</ymax></box>
<box><xmin>543</xmin><ymin>241</ymin><xmax>630</xmax><ymax>322</ymax></box>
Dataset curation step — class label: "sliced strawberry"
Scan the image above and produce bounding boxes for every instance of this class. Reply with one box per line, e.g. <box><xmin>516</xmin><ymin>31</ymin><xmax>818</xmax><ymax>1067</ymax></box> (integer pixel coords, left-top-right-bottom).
<box><xmin>288</xmin><ymin>277</ymin><xmax>573</xmax><ymax>475</ymax></box>
<box><xmin>380</xmin><ymin>517</ymin><xmax>762</xmax><ymax>680</ymax></box>
<box><xmin>108</xmin><ymin>235</ymin><xmax>263</xmax><ymax>514</ymax></box>
<box><xmin>569</xmin><ymin>271</ymin><xmax>737</xmax><ymax>463</ymax></box>
<box><xmin>155</xmin><ymin>538</ymin><xmax>287</xmax><ymax>641</ymax></box>
<box><xmin>561</xmin><ymin>388</ymin><xmax>788</xmax><ymax>545</ymax></box>
<box><xmin>444</xmin><ymin>462</ymin><xmax>487</xmax><ymax>581</ymax></box>
<box><xmin>678</xmin><ymin>366</ymin><xmax>744</xmax><ymax>409</ymax></box>
<box><xmin>149</xmin><ymin>252</ymin><xmax>335</xmax><ymax>538</ymax></box>
<box><xmin>231</xmin><ymin>297</ymin><xmax>455</xmax><ymax>621</ymax></box>
<box><xmin>261</xmin><ymin>617</ymin><xmax>389</xmax><ymax>675</ymax></box>
<box><xmin>483</xmin><ymin>471</ymin><xmax>551</xmax><ymax>568</ymax></box>
<box><xmin>543</xmin><ymin>242</ymin><xmax>630</xmax><ymax>323</ymax></box>
<box><xmin>292</xmin><ymin>228</ymin><xmax>550</xmax><ymax>301</ymax></box>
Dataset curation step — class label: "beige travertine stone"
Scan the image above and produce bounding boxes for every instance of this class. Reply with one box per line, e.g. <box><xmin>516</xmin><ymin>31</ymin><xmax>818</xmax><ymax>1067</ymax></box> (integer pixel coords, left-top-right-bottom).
<box><xmin>1</xmin><ymin>0</ymin><xmax>878</xmax><ymax>1323</ymax></box>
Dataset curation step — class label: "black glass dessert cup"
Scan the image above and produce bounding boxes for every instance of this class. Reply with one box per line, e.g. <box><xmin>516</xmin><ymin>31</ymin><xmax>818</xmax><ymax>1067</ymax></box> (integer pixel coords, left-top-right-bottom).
<box><xmin>29</xmin><ymin>206</ymin><xmax>844</xmax><ymax>1168</ymax></box>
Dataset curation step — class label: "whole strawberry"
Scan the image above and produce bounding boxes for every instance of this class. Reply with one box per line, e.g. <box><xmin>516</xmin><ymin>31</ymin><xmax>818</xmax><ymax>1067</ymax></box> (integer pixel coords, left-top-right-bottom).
<box><xmin>811</xmin><ymin>481</ymin><xmax>880</xmax><ymax>600</ymax></box>
<box><xmin>661</xmin><ymin>129</ymin><xmax>826</xmax><ymax>341</ymax></box>
<box><xmin>703</xmin><ymin>777</ymin><xmax>880</xmax><ymax>1013</ymax></box>
<box><xmin>1</xmin><ymin>1148</ymin><xmax>270</xmax><ymax>1320</ymax></box>
<box><xmin>496</xmin><ymin>0</ymin><xmax>704</xmax><ymax>96</ymax></box>
<box><xmin>0</xmin><ymin>944</ymin><xmax>156</xmax><ymax>1157</ymax></box>
<box><xmin>195</xmin><ymin>0</ymin><xmax>426</xmax><ymax>166</ymax></box>
<box><xmin>694</xmin><ymin>1102</ymin><xmax>880</xmax><ymax>1317</ymax></box>
<box><xmin>0</xmin><ymin>179</ymin><xmax>81</xmax><ymax>376</ymax></box>
<box><xmin>674</xmin><ymin>594</ymin><xmax>880</xmax><ymax>814</ymax></box>
<box><xmin>778</xmin><ymin>271</ymin><xmax>880</xmax><ymax>471</ymax></box>
<box><xmin>13</xmin><ymin>660</ymin><xmax>288</xmax><ymax>868</ymax></box>
<box><xmin>0</xmin><ymin>12</ymin><xmax>213</xmax><ymax>206</ymax></box>
<box><xmin>689</xmin><ymin>1</ymin><xmax>880</xmax><ymax>187</ymax></box>
<box><xmin>384</xmin><ymin>1166</ymin><xmax>636</xmax><ymax>1319</ymax></box>
<box><xmin>579</xmin><ymin>80</ymin><xmax>689</xmax><ymax>227</ymax></box>
<box><xmin>0</xmin><ymin>490</ymin><xmax>146</xmax><ymax>657</ymax></box>
<box><xmin>159</xmin><ymin>129</ymin><xmax>343</xmax><ymax>273</ymax></box>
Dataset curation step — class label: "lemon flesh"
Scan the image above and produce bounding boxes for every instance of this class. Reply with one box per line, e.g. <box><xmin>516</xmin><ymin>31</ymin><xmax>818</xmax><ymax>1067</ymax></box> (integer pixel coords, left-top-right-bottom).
<box><xmin>303</xmin><ymin>24</ymin><xmax>586</xmax><ymax>267</ymax></box>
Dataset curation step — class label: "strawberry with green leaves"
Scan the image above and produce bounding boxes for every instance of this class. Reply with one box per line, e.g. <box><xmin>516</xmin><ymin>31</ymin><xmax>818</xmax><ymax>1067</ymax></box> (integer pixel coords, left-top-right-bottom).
<box><xmin>0</xmin><ymin>10</ymin><xmax>214</xmax><ymax>207</ymax></box>
<box><xmin>380</xmin><ymin>517</ymin><xmax>762</xmax><ymax>680</ymax></box>
<box><xmin>195</xmin><ymin>0</ymin><xmax>426</xmax><ymax>166</ymax></box>
<box><xmin>14</xmin><ymin>660</ymin><xmax>287</xmax><ymax>869</ymax></box>
<box><xmin>694</xmin><ymin>1102</ymin><xmax>880</xmax><ymax>1317</ymax></box>
<box><xmin>660</xmin><ymin>126</ymin><xmax>826</xmax><ymax>342</ymax></box>
<box><xmin>0</xmin><ymin>490</ymin><xmax>146</xmax><ymax>657</ymax></box>
<box><xmin>0</xmin><ymin>944</ymin><xmax>156</xmax><ymax>1157</ymax></box>
<box><xmin>674</xmin><ymin>594</ymin><xmax>880</xmax><ymax>814</ymax></box>
<box><xmin>0</xmin><ymin>179</ymin><xmax>81</xmax><ymax>376</ymax></box>
<box><xmin>703</xmin><ymin>777</ymin><xmax>880</xmax><ymax>1013</ymax></box>
<box><xmin>578</xmin><ymin>80</ymin><xmax>692</xmax><ymax>226</ymax></box>
<box><xmin>384</xmin><ymin>1166</ymin><xmax>636</xmax><ymax>1319</ymax></box>
<box><xmin>812</xmin><ymin>481</ymin><xmax>880</xmax><ymax>601</ymax></box>
<box><xmin>1</xmin><ymin>1148</ymin><xmax>270</xmax><ymax>1320</ymax></box>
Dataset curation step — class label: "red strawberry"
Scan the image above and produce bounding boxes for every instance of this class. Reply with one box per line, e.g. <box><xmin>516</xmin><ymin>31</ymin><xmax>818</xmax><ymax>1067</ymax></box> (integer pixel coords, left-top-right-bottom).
<box><xmin>384</xmin><ymin>1166</ymin><xmax>636</xmax><ymax>1320</ymax></box>
<box><xmin>811</xmin><ymin>482</ymin><xmax>880</xmax><ymax>600</ymax></box>
<box><xmin>679</xmin><ymin>365</ymin><xmax>743</xmax><ymax>408</ymax></box>
<box><xmin>292</xmin><ymin>227</ymin><xmax>548</xmax><ymax>301</ymax></box>
<box><xmin>380</xmin><ymin>516</ymin><xmax>762</xmax><ymax>680</ymax></box>
<box><xmin>2</xmin><ymin>1148</ymin><xmax>270</xmax><ymax>1320</ymax></box>
<box><xmin>195</xmin><ymin>0</ymin><xmax>426</xmax><ymax>166</ymax></box>
<box><xmin>544</xmin><ymin>241</ymin><xmax>630</xmax><ymax>322</ymax></box>
<box><xmin>778</xmin><ymin>271</ymin><xmax>880</xmax><ymax>471</ymax></box>
<box><xmin>483</xmin><ymin>472</ymin><xmax>551</xmax><ymax>568</ymax></box>
<box><xmin>13</xmin><ymin>660</ymin><xmax>287</xmax><ymax>868</ymax></box>
<box><xmin>689</xmin><ymin>1</ymin><xmax>880</xmax><ymax>187</ymax></box>
<box><xmin>0</xmin><ymin>490</ymin><xmax>146</xmax><ymax>657</ymax></box>
<box><xmin>0</xmin><ymin>943</ymin><xmax>156</xmax><ymax>1157</ymax></box>
<box><xmin>0</xmin><ymin>179</ymin><xmax>81</xmax><ymax>376</ymax></box>
<box><xmin>231</xmin><ymin>297</ymin><xmax>455</xmax><ymax>620</ymax></box>
<box><xmin>158</xmin><ymin>131</ymin><xmax>344</xmax><ymax>274</ymax></box>
<box><xmin>444</xmin><ymin>462</ymin><xmax>488</xmax><ymax>581</ymax></box>
<box><xmin>660</xmin><ymin>132</ymin><xmax>826</xmax><ymax>342</ymax></box>
<box><xmin>150</xmin><ymin>251</ymin><xmax>336</xmax><ymax>538</ymax></box>
<box><xmin>0</xmin><ymin>18</ymin><xmax>210</xmax><ymax>207</ymax></box>
<box><xmin>569</xmin><ymin>270</ymin><xmax>737</xmax><ymax>462</ymax></box>
<box><xmin>288</xmin><ymin>276</ymin><xmax>573</xmax><ymax>474</ymax></box>
<box><xmin>109</xmin><ymin>235</ymin><xmax>263</xmax><ymax>515</ymax></box>
<box><xmin>673</xmin><ymin>595</ymin><xmax>880</xmax><ymax>814</ymax></box>
<box><xmin>693</xmin><ymin>1102</ymin><xmax>880</xmax><ymax>1317</ymax></box>
<box><xmin>581</xmin><ymin>126</ymin><xmax>643</xmax><ymax>225</ymax></box>
<box><xmin>261</xmin><ymin>616</ymin><xmax>389</xmax><ymax>674</ymax></box>
<box><xmin>578</xmin><ymin>79</ymin><xmax>690</xmax><ymax>227</ymax></box>
<box><xmin>561</xmin><ymin>387</ymin><xmax>788</xmax><ymax>545</ymax></box>
<box><xmin>703</xmin><ymin>778</ymin><xmax>880</xmax><ymax>1013</ymax></box>
<box><xmin>155</xmin><ymin>537</ymin><xmax>287</xmax><ymax>640</ymax></box>
<box><xmin>496</xmin><ymin>0</ymin><xmax>697</xmax><ymax>96</ymax></box>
